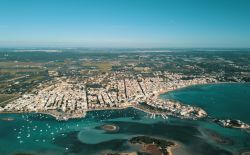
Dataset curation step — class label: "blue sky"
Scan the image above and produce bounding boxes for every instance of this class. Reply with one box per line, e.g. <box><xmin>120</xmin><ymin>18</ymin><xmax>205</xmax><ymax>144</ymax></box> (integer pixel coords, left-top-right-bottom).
<box><xmin>0</xmin><ymin>0</ymin><xmax>250</xmax><ymax>48</ymax></box>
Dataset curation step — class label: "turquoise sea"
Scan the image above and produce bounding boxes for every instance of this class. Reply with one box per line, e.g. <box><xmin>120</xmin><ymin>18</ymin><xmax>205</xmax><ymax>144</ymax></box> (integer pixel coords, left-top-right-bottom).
<box><xmin>0</xmin><ymin>83</ymin><xmax>250</xmax><ymax>155</ymax></box>
<box><xmin>162</xmin><ymin>83</ymin><xmax>250</xmax><ymax>124</ymax></box>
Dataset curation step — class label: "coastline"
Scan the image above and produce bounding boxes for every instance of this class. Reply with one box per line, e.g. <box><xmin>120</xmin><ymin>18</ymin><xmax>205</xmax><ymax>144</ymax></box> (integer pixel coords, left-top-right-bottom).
<box><xmin>1</xmin><ymin>81</ymin><xmax>249</xmax><ymax>155</ymax></box>
<box><xmin>159</xmin><ymin>81</ymin><xmax>249</xmax><ymax>96</ymax></box>
<box><xmin>0</xmin><ymin>82</ymin><xmax>216</xmax><ymax>120</ymax></box>
<box><xmin>1</xmin><ymin>81</ymin><xmax>248</xmax><ymax>121</ymax></box>
<box><xmin>168</xmin><ymin>144</ymin><xmax>179</xmax><ymax>155</ymax></box>
<box><xmin>129</xmin><ymin>135</ymin><xmax>177</xmax><ymax>155</ymax></box>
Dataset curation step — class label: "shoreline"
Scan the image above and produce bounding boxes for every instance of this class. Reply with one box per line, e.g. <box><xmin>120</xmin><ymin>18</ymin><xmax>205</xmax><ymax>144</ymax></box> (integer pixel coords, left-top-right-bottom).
<box><xmin>159</xmin><ymin>81</ymin><xmax>249</xmax><ymax>96</ymax></box>
<box><xmin>1</xmin><ymin>82</ymin><xmax>247</xmax><ymax>121</ymax></box>
<box><xmin>0</xmin><ymin>82</ymin><xmax>217</xmax><ymax>120</ymax></box>
<box><xmin>0</xmin><ymin>102</ymin><xmax>205</xmax><ymax>121</ymax></box>
<box><xmin>129</xmin><ymin>135</ymin><xmax>177</xmax><ymax>155</ymax></box>
<box><xmin>168</xmin><ymin>143</ymin><xmax>179</xmax><ymax>155</ymax></box>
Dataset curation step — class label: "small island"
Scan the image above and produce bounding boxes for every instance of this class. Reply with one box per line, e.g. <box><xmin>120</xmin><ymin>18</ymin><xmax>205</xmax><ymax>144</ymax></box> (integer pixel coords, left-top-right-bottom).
<box><xmin>129</xmin><ymin>136</ymin><xmax>176</xmax><ymax>155</ymax></box>
<box><xmin>101</xmin><ymin>124</ymin><xmax>119</xmax><ymax>132</ymax></box>
<box><xmin>104</xmin><ymin>136</ymin><xmax>176</xmax><ymax>155</ymax></box>
<box><xmin>214</xmin><ymin>119</ymin><xmax>250</xmax><ymax>129</ymax></box>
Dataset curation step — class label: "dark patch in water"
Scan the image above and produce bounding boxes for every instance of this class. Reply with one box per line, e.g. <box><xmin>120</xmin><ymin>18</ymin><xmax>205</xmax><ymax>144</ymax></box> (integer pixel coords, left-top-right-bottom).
<box><xmin>102</xmin><ymin>121</ymin><xmax>233</xmax><ymax>155</ymax></box>
<box><xmin>85</xmin><ymin>107</ymin><xmax>144</xmax><ymax>121</ymax></box>
<box><xmin>103</xmin><ymin>121</ymin><xmax>200</xmax><ymax>143</ymax></box>
<box><xmin>203</xmin><ymin>129</ymin><xmax>233</xmax><ymax>145</ymax></box>
<box><xmin>54</xmin><ymin>131</ymin><xmax>129</xmax><ymax>155</ymax></box>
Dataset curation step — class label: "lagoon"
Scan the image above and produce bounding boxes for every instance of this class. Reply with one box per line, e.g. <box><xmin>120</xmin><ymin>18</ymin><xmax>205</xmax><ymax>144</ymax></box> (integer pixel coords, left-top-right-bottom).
<box><xmin>0</xmin><ymin>83</ymin><xmax>250</xmax><ymax>155</ymax></box>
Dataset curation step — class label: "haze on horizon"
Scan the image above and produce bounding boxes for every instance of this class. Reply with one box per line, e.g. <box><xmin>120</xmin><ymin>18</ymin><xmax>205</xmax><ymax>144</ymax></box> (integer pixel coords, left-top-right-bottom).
<box><xmin>0</xmin><ymin>0</ymin><xmax>250</xmax><ymax>48</ymax></box>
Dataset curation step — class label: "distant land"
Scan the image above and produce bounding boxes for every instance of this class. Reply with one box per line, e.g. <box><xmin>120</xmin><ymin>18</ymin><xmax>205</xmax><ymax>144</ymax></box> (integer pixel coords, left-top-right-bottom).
<box><xmin>0</xmin><ymin>48</ymin><xmax>249</xmax><ymax>155</ymax></box>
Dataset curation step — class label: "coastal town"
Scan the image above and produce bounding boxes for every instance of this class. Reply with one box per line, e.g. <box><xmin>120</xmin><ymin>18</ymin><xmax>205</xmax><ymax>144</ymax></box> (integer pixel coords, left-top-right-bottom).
<box><xmin>1</xmin><ymin>0</ymin><xmax>250</xmax><ymax>154</ymax></box>
<box><xmin>0</xmin><ymin>50</ymin><xmax>250</xmax><ymax>155</ymax></box>
<box><xmin>0</xmin><ymin>50</ymin><xmax>249</xmax><ymax>130</ymax></box>
<box><xmin>0</xmin><ymin>72</ymin><xmax>215</xmax><ymax>120</ymax></box>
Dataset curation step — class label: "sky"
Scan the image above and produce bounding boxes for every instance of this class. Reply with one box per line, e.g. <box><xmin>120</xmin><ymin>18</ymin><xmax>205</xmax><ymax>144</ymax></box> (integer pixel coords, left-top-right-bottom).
<box><xmin>0</xmin><ymin>0</ymin><xmax>250</xmax><ymax>48</ymax></box>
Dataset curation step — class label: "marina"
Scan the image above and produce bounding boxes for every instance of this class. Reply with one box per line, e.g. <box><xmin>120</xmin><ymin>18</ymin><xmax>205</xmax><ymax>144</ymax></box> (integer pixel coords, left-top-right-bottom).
<box><xmin>0</xmin><ymin>0</ymin><xmax>250</xmax><ymax>154</ymax></box>
<box><xmin>0</xmin><ymin>83</ymin><xmax>250</xmax><ymax>155</ymax></box>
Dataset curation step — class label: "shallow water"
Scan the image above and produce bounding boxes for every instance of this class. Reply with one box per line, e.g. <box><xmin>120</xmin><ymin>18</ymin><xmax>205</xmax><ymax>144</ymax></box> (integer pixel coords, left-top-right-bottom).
<box><xmin>0</xmin><ymin>83</ymin><xmax>250</xmax><ymax>155</ymax></box>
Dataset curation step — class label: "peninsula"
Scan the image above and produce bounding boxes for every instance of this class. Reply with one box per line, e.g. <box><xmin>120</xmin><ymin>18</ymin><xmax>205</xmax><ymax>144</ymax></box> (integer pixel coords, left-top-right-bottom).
<box><xmin>0</xmin><ymin>72</ymin><xmax>215</xmax><ymax>120</ymax></box>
